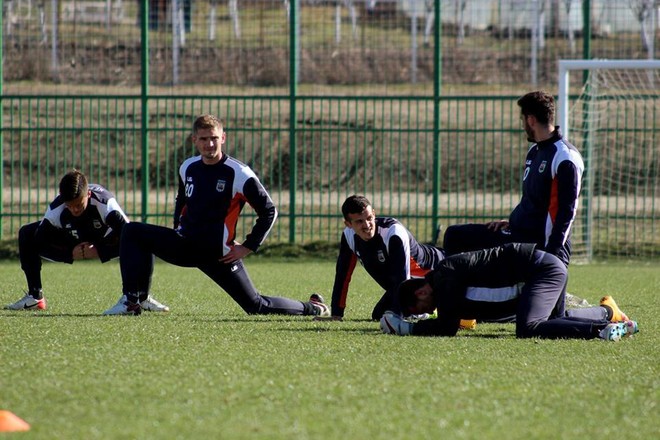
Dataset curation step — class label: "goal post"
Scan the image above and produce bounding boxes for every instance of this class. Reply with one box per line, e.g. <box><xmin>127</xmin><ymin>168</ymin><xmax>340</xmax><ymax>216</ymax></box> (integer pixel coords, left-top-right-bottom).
<box><xmin>558</xmin><ymin>59</ymin><xmax>660</xmax><ymax>140</ymax></box>
<box><xmin>557</xmin><ymin>59</ymin><xmax>660</xmax><ymax>261</ymax></box>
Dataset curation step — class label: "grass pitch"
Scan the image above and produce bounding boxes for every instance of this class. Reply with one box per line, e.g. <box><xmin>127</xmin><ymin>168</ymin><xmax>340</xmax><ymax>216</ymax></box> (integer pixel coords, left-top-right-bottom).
<box><xmin>1</xmin><ymin>258</ymin><xmax>658</xmax><ymax>439</ymax></box>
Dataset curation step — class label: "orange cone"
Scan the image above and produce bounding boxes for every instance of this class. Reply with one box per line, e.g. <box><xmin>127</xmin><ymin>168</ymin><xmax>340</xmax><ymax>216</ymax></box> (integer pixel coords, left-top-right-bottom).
<box><xmin>0</xmin><ymin>410</ymin><xmax>31</xmax><ymax>432</ymax></box>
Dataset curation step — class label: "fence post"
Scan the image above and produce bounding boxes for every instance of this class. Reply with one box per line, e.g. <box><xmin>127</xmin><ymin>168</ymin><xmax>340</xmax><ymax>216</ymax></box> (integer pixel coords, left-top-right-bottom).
<box><xmin>431</xmin><ymin>0</ymin><xmax>442</xmax><ymax>242</ymax></box>
<box><xmin>581</xmin><ymin>0</ymin><xmax>592</xmax><ymax>257</ymax></box>
<box><xmin>288</xmin><ymin>0</ymin><xmax>299</xmax><ymax>243</ymax></box>
<box><xmin>141</xmin><ymin>0</ymin><xmax>150</xmax><ymax>222</ymax></box>
<box><xmin>0</xmin><ymin>0</ymin><xmax>3</xmax><ymax>239</ymax></box>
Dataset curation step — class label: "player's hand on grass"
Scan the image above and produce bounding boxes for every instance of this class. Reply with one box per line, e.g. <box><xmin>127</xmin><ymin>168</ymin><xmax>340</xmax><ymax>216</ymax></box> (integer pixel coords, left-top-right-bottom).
<box><xmin>380</xmin><ymin>311</ymin><xmax>413</xmax><ymax>336</ymax></box>
<box><xmin>486</xmin><ymin>220</ymin><xmax>510</xmax><ymax>232</ymax></box>
<box><xmin>72</xmin><ymin>242</ymin><xmax>98</xmax><ymax>260</ymax></box>
<box><xmin>219</xmin><ymin>243</ymin><xmax>252</xmax><ymax>264</ymax></box>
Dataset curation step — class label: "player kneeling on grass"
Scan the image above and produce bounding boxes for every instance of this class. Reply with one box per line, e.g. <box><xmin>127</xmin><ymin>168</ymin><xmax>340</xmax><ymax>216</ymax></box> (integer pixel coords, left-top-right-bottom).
<box><xmin>4</xmin><ymin>170</ymin><xmax>169</xmax><ymax>313</ymax></box>
<box><xmin>102</xmin><ymin>114</ymin><xmax>330</xmax><ymax>317</ymax></box>
<box><xmin>380</xmin><ymin>243</ymin><xmax>638</xmax><ymax>341</ymax></box>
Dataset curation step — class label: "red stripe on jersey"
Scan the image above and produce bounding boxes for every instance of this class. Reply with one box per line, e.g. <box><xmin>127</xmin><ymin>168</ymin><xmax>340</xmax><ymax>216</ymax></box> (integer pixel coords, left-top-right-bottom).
<box><xmin>548</xmin><ymin>177</ymin><xmax>559</xmax><ymax>223</ymax></box>
<box><xmin>225</xmin><ymin>194</ymin><xmax>246</xmax><ymax>248</ymax></box>
<box><xmin>338</xmin><ymin>254</ymin><xmax>358</xmax><ymax>309</ymax></box>
<box><xmin>410</xmin><ymin>258</ymin><xmax>430</xmax><ymax>277</ymax></box>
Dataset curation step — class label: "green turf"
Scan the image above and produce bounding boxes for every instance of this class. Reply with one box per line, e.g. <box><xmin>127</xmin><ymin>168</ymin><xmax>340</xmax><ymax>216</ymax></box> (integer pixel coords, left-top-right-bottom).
<box><xmin>1</xmin><ymin>259</ymin><xmax>658</xmax><ymax>439</ymax></box>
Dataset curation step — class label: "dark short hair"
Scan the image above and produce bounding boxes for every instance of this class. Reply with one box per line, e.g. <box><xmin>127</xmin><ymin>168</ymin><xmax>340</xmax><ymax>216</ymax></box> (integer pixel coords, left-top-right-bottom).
<box><xmin>341</xmin><ymin>195</ymin><xmax>372</xmax><ymax>220</ymax></box>
<box><xmin>59</xmin><ymin>170</ymin><xmax>88</xmax><ymax>202</ymax></box>
<box><xmin>517</xmin><ymin>91</ymin><xmax>555</xmax><ymax>125</ymax></box>
<box><xmin>397</xmin><ymin>278</ymin><xmax>428</xmax><ymax>315</ymax></box>
<box><xmin>193</xmin><ymin>114</ymin><xmax>224</xmax><ymax>133</ymax></box>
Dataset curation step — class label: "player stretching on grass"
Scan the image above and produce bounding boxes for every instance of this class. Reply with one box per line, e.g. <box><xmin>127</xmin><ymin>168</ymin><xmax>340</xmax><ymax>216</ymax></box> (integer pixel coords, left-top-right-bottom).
<box><xmin>317</xmin><ymin>194</ymin><xmax>474</xmax><ymax>328</ymax></box>
<box><xmin>4</xmin><ymin>170</ymin><xmax>169</xmax><ymax>313</ymax></box>
<box><xmin>442</xmin><ymin>90</ymin><xmax>585</xmax><ymax>312</ymax></box>
<box><xmin>381</xmin><ymin>243</ymin><xmax>638</xmax><ymax>341</ymax></box>
<box><xmin>103</xmin><ymin>114</ymin><xmax>329</xmax><ymax>316</ymax></box>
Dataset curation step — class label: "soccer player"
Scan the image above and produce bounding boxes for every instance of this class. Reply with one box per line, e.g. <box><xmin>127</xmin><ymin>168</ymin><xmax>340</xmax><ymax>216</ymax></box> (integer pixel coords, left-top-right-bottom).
<box><xmin>321</xmin><ymin>194</ymin><xmax>462</xmax><ymax>323</ymax></box>
<box><xmin>102</xmin><ymin>114</ymin><xmax>329</xmax><ymax>316</ymax></box>
<box><xmin>4</xmin><ymin>170</ymin><xmax>169</xmax><ymax>313</ymax></box>
<box><xmin>443</xmin><ymin>91</ymin><xmax>583</xmax><ymax>268</ymax></box>
<box><xmin>380</xmin><ymin>243</ymin><xmax>638</xmax><ymax>341</ymax></box>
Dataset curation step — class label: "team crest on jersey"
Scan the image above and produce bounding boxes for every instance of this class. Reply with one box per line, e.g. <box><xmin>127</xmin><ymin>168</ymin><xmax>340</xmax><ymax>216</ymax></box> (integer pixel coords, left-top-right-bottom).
<box><xmin>538</xmin><ymin>160</ymin><xmax>547</xmax><ymax>173</ymax></box>
<box><xmin>93</xmin><ymin>220</ymin><xmax>102</xmax><ymax>229</ymax></box>
<box><xmin>216</xmin><ymin>180</ymin><xmax>226</xmax><ymax>192</ymax></box>
<box><xmin>377</xmin><ymin>250</ymin><xmax>386</xmax><ymax>262</ymax></box>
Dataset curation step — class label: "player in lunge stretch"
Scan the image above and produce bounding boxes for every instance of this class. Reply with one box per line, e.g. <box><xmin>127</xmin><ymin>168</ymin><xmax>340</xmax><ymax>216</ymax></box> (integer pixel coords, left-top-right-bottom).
<box><xmin>381</xmin><ymin>243</ymin><xmax>638</xmax><ymax>341</ymax></box>
<box><xmin>103</xmin><ymin>114</ymin><xmax>329</xmax><ymax>317</ymax></box>
<box><xmin>316</xmin><ymin>194</ymin><xmax>474</xmax><ymax>328</ymax></box>
<box><xmin>4</xmin><ymin>170</ymin><xmax>169</xmax><ymax>313</ymax></box>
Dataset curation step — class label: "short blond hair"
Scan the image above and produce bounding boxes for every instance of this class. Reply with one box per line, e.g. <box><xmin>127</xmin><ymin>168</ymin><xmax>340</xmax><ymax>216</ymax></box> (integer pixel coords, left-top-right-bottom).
<box><xmin>193</xmin><ymin>114</ymin><xmax>224</xmax><ymax>133</ymax></box>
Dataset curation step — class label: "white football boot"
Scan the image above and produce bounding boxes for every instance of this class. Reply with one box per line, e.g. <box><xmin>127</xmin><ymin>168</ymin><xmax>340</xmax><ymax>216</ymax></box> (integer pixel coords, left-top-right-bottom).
<box><xmin>140</xmin><ymin>295</ymin><xmax>170</xmax><ymax>312</ymax></box>
<box><xmin>102</xmin><ymin>295</ymin><xmax>142</xmax><ymax>315</ymax></box>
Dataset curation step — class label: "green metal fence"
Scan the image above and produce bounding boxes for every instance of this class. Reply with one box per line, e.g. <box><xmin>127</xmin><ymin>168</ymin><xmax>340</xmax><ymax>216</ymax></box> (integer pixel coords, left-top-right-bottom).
<box><xmin>3</xmin><ymin>92</ymin><xmax>658</xmax><ymax>259</ymax></box>
<box><xmin>2</xmin><ymin>94</ymin><xmax>522</xmax><ymax>241</ymax></box>
<box><xmin>1</xmin><ymin>1</ymin><xmax>659</xmax><ymax>259</ymax></box>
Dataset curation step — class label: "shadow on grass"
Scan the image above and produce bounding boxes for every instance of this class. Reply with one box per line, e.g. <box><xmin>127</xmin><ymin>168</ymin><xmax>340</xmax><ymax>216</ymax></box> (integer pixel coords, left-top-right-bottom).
<box><xmin>1</xmin><ymin>312</ymin><xmax>517</xmax><ymax>339</ymax></box>
<box><xmin>1</xmin><ymin>312</ymin><xmax>103</xmax><ymax>318</ymax></box>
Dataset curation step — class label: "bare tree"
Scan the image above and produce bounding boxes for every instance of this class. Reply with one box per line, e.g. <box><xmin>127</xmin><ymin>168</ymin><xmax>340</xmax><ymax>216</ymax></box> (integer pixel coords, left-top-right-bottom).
<box><xmin>562</xmin><ymin>0</ymin><xmax>576</xmax><ymax>54</ymax></box>
<box><xmin>455</xmin><ymin>0</ymin><xmax>467</xmax><ymax>45</ymax></box>
<box><xmin>627</xmin><ymin>0</ymin><xmax>656</xmax><ymax>54</ymax></box>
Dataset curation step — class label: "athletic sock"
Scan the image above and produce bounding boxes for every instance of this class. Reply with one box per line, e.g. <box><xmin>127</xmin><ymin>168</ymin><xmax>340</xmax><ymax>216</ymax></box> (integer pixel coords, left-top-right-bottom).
<box><xmin>29</xmin><ymin>288</ymin><xmax>44</xmax><ymax>300</ymax></box>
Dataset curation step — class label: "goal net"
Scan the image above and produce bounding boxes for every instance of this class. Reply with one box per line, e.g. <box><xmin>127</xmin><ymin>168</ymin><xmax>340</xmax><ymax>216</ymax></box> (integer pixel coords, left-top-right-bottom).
<box><xmin>558</xmin><ymin>60</ymin><xmax>660</xmax><ymax>261</ymax></box>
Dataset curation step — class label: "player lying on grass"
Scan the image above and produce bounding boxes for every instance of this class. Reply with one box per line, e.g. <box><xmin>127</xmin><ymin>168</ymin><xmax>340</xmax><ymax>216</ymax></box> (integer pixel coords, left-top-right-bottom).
<box><xmin>316</xmin><ymin>194</ymin><xmax>475</xmax><ymax>329</ymax></box>
<box><xmin>380</xmin><ymin>243</ymin><xmax>638</xmax><ymax>341</ymax></box>
<box><xmin>102</xmin><ymin>114</ymin><xmax>329</xmax><ymax>317</ymax></box>
<box><xmin>4</xmin><ymin>170</ymin><xmax>169</xmax><ymax>313</ymax></box>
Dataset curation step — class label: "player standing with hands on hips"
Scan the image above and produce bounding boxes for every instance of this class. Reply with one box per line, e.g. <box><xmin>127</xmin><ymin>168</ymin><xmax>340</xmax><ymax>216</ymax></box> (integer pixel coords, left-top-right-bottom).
<box><xmin>4</xmin><ymin>170</ymin><xmax>169</xmax><ymax>313</ymax></box>
<box><xmin>103</xmin><ymin>114</ymin><xmax>330</xmax><ymax>316</ymax></box>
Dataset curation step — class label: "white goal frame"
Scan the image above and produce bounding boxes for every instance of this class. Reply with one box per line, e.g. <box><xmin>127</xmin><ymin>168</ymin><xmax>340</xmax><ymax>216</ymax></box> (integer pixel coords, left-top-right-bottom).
<box><xmin>557</xmin><ymin>59</ymin><xmax>660</xmax><ymax>261</ymax></box>
<box><xmin>558</xmin><ymin>59</ymin><xmax>660</xmax><ymax>140</ymax></box>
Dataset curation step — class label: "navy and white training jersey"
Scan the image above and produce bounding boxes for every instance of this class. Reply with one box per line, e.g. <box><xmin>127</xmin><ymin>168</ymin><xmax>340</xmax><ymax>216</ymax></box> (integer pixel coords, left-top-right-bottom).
<box><xmin>37</xmin><ymin>184</ymin><xmax>129</xmax><ymax>262</ymax></box>
<box><xmin>509</xmin><ymin>128</ymin><xmax>583</xmax><ymax>265</ymax></box>
<box><xmin>330</xmin><ymin>217</ymin><xmax>445</xmax><ymax>317</ymax></box>
<box><xmin>174</xmin><ymin>154</ymin><xmax>277</xmax><ymax>256</ymax></box>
